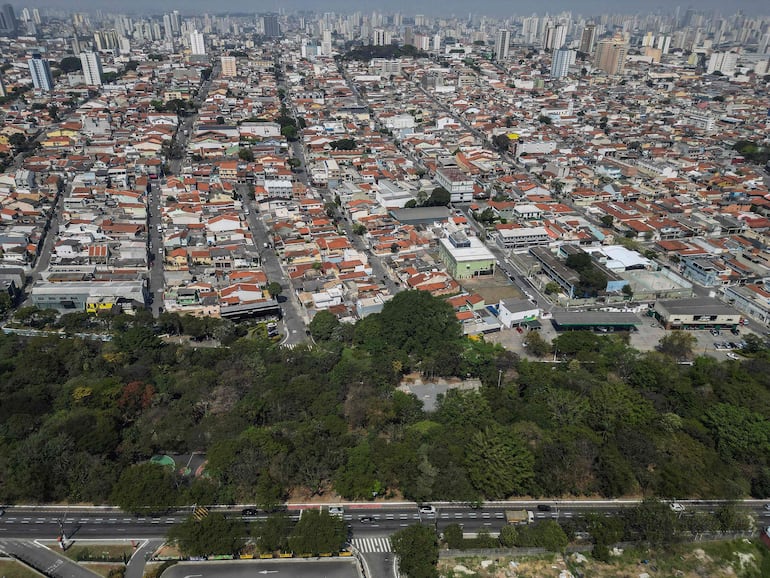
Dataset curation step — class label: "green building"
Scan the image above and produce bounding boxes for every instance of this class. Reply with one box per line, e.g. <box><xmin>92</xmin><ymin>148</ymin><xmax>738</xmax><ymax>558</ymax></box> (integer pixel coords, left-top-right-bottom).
<box><xmin>438</xmin><ymin>231</ymin><xmax>496</xmax><ymax>280</ymax></box>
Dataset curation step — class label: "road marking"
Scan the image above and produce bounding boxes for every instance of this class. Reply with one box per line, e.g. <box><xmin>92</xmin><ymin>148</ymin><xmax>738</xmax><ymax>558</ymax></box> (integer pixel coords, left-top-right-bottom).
<box><xmin>352</xmin><ymin>537</ymin><xmax>392</xmax><ymax>553</ymax></box>
<box><xmin>483</xmin><ymin>522</ymin><xmax>492</xmax><ymax>526</ymax></box>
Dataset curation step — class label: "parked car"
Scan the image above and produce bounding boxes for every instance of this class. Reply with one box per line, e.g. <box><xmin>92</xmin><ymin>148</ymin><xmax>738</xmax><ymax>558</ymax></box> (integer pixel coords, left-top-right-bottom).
<box><xmin>726</xmin><ymin>352</ymin><xmax>740</xmax><ymax>360</ymax></box>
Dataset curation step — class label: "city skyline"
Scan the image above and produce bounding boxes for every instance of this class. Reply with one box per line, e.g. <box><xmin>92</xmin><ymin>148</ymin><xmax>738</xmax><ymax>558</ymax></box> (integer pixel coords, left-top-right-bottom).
<box><xmin>16</xmin><ymin>0</ymin><xmax>770</xmax><ymax>17</ymax></box>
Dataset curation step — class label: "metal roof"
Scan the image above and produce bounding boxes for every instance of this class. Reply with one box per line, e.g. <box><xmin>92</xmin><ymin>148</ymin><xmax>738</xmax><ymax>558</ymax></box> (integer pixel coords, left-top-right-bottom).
<box><xmin>552</xmin><ymin>311</ymin><xmax>642</xmax><ymax>326</ymax></box>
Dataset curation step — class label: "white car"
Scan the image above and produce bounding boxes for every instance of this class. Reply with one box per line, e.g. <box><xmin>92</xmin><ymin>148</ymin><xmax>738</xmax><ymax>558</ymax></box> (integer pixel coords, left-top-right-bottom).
<box><xmin>670</xmin><ymin>502</ymin><xmax>685</xmax><ymax>513</ymax></box>
<box><xmin>726</xmin><ymin>352</ymin><xmax>740</xmax><ymax>360</ymax></box>
<box><xmin>419</xmin><ymin>505</ymin><xmax>436</xmax><ymax>516</ymax></box>
<box><xmin>328</xmin><ymin>506</ymin><xmax>344</xmax><ymax>517</ymax></box>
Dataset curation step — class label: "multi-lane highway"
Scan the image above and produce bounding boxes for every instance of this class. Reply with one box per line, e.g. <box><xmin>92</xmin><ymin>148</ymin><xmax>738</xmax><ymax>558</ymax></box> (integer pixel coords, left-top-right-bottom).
<box><xmin>2</xmin><ymin>500</ymin><xmax>768</xmax><ymax>542</ymax></box>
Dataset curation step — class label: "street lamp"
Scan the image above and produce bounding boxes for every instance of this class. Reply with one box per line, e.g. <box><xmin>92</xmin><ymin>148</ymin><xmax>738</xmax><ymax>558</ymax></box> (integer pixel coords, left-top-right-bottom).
<box><xmin>497</xmin><ymin>369</ymin><xmax>503</xmax><ymax>389</ymax></box>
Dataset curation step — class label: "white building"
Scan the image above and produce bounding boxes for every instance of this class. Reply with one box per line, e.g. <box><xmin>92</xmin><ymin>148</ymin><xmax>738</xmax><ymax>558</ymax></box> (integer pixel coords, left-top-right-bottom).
<box><xmin>435</xmin><ymin>167</ymin><xmax>475</xmax><ymax>204</ymax></box>
<box><xmin>190</xmin><ymin>29</ymin><xmax>206</xmax><ymax>56</ymax></box>
<box><xmin>497</xmin><ymin>298</ymin><xmax>540</xmax><ymax>329</ymax></box>
<box><xmin>28</xmin><ymin>53</ymin><xmax>53</xmax><ymax>91</ymax></box>
<box><xmin>80</xmin><ymin>51</ymin><xmax>103</xmax><ymax>86</ymax></box>
<box><xmin>220</xmin><ymin>55</ymin><xmax>236</xmax><ymax>77</ymax></box>
<box><xmin>496</xmin><ymin>226</ymin><xmax>550</xmax><ymax>250</ymax></box>
<box><xmin>495</xmin><ymin>29</ymin><xmax>510</xmax><ymax>60</ymax></box>
<box><xmin>551</xmin><ymin>48</ymin><xmax>575</xmax><ymax>79</ymax></box>
<box><xmin>706</xmin><ymin>51</ymin><xmax>738</xmax><ymax>76</ymax></box>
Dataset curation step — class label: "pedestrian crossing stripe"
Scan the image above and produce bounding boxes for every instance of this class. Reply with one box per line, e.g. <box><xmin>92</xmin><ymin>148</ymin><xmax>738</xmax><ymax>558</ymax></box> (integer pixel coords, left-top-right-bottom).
<box><xmin>193</xmin><ymin>507</ymin><xmax>209</xmax><ymax>521</ymax></box>
<box><xmin>352</xmin><ymin>537</ymin><xmax>392</xmax><ymax>553</ymax></box>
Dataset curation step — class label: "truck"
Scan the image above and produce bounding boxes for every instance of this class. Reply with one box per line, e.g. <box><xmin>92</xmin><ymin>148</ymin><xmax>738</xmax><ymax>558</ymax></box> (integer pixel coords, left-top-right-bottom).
<box><xmin>505</xmin><ymin>510</ymin><xmax>534</xmax><ymax>525</ymax></box>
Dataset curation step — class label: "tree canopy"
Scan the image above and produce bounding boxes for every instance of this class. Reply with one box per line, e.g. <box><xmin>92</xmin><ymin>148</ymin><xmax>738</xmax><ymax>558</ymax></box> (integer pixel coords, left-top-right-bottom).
<box><xmin>2</xmin><ymin>305</ymin><xmax>770</xmax><ymax>507</ymax></box>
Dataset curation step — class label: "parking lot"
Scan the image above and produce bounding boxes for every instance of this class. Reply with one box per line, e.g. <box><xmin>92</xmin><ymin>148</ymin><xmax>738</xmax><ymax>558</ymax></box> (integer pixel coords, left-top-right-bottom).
<box><xmin>487</xmin><ymin>314</ymin><xmax>756</xmax><ymax>363</ymax></box>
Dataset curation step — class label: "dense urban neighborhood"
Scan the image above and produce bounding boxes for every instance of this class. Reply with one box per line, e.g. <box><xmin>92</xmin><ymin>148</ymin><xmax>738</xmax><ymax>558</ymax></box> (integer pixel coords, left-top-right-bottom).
<box><xmin>3</xmin><ymin>4</ymin><xmax>770</xmax><ymax>578</ymax></box>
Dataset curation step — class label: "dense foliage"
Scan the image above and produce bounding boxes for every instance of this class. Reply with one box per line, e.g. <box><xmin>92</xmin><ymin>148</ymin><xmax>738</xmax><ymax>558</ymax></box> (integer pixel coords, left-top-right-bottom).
<box><xmin>2</xmin><ymin>291</ymin><xmax>770</xmax><ymax>507</ymax></box>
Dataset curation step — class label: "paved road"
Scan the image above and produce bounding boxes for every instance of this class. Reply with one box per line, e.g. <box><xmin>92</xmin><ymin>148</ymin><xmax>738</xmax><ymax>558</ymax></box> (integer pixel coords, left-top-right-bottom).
<box><xmin>241</xmin><ymin>192</ymin><xmax>308</xmax><ymax>346</ymax></box>
<box><xmin>162</xmin><ymin>559</ymin><xmax>359</xmax><ymax>578</ymax></box>
<box><xmin>2</xmin><ymin>501</ymin><xmax>769</xmax><ymax>542</ymax></box>
<box><xmin>126</xmin><ymin>539</ymin><xmax>164</xmax><ymax>578</ymax></box>
<box><xmin>0</xmin><ymin>538</ymin><xmax>98</xmax><ymax>578</ymax></box>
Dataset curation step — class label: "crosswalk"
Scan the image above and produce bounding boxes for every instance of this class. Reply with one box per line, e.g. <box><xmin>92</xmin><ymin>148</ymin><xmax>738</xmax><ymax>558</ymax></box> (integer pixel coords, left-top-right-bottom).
<box><xmin>352</xmin><ymin>537</ymin><xmax>392</xmax><ymax>553</ymax></box>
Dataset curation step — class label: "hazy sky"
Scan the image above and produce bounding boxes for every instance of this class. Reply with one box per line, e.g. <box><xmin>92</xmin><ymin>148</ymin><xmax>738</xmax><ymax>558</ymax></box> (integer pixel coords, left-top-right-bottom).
<box><xmin>27</xmin><ymin>1</ymin><xmax>770</xmax><ymax>17</ymax></box>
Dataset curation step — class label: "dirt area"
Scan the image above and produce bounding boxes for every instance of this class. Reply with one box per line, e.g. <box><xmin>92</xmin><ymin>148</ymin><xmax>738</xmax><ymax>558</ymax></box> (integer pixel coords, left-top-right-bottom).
<box><xmin>461</xmin><ymin>270</ymin><xmax>524</xmax><ymax>306</ymax></box>
<box><xmin>438</xmin><ymin>540</ymin><xmax>768</xmax><ymax>578</ymax></box>
<box><xmin>0</xmin><ymin>559</ymin><xmax>42</xmax><ymax>578</ymax></box>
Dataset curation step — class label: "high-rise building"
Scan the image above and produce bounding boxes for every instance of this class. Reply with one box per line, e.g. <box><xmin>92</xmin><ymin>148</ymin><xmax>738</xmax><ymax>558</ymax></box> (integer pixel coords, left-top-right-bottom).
<box><xmin>170</xmin><ymin>10</ymin><xmax>180</xmax><ymax>34</ymax></box>
<box><xmin>263</xmin><ymin>13</ymin><xmax>280</xmax><ymax>37</ymax></box>
<box><xmin>93</xmin><ymin>30</ymin><xmax>118</xmax><ymax>51</ymax></box>
<box><xmin>494</xmin><ymin>29</ymin><xmax>510</xmax><ymax>60</ymax></box>
<box><xmin>32</xmin><ymin>8</ymin><xmax>40</xmax><ymax>25</ymax></box>
<box><xmin>372</xmin><ymin>28</ymin><xmax>391</xmax><ymax>46</ymax></box>
<box><xmin>544</xmin><ymin>24</ymin><xmax>567</xmax><ymax>51</ymax></box>
<box><xmin>594</xmin><ymin>33</ymin><xmax>628</xmax><ymax>76</ymax></box>
<box><xmin>551</xmin><ymin>48</ymin><xmax>575</xmax><ymax>78</ymax></box>
<box><xmin>80</xmin><ymin>51</ymin><xmax>103</xmax><ymax>86</ymax></box>
<box><xmin>0</xmin><ymin>74</ymin><xmax>6</xmax><ymax>97</ymax></box>
<box><xmin>190</xmin><ymin>29</ymin><xmax>206</xmax><ymax>55</ymax></box>
<box><xmin>28</xmin><ymin>53</ymin><xmax>54</xmax><ymax>91</ymax></box>
<box><xmin>579</xmin><ymin>23</ymin><xmax>596</xmax><ymax>54</ymax></box>
<box><xmin>321</xmin><ymin>29</ymin><xmax>332</xmax><ymax>56</ymax></box>
<box><xmin>0</xmin><ymin>3</ymin><xmax>17</xmax><ymax>36</ymax></box>
<box><xmin>706</xmin><ymin>51</ymin><xmax>738</xmax><ymax>76</ymax></box>
<box><xmin>220</xmin><ymin>55</ymin><xmax>237</xmax><ymax>77</ymax></box>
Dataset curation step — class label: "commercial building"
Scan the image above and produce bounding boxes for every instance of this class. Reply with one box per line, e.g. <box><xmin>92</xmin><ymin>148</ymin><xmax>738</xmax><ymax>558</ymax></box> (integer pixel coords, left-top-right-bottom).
<box><xmin>220</xmin><ymin>55</ymin><xmax>237</xmax><ymax>77</ymax></box>
<box><xmin>652</xmin><ymin>297</ymin><xmax>741</xmax><ymax>330</ymax></box>
<box><xmin>28</xmin><ymin>53</ymin><xmax>54</xmax><ymax>91</ymax></box>
<box><xmin>552</xmin><ymin>311</ymin><xmax>641</xmax><ymax>332</ymax></box>
<box><xmin>594</xmin><ymin>33</ymin><xmax>628</xmax><ymax>76</ymax></box>
<box><xmin>496</xmin><ymin>226</ymin><xmax>550</xmax><ymax>250</ymax></box>
<box><xmin>190</xmin><ymin>29</ymin><xmax>206</xmax><ymax>56</ymax></box>
<box><xmin>438</xmin><ymin>231</ymin><xmax>496</xmax><ymax>279</ymax></box>
<box><xmin>31</xmin><ymin>280</ymin><xmax>147</xmax><ymax>314</ymax></box>
<box><xmin>80</xmin><ymin>51</ymin><xmax>103</xmax><ymax>86</ymax></box>
<box><xmin>724</xmin><ymin>284</ymin><xmax>770</xmax><ymax>326</ymax></box>
<box><xmin>495</xmin><ymin>29</ymin><xmax>510</xmax><ymax>61</ymax></box>
<box><xmin>530</xmin><ymin>246</ymin><xmax>580</xmax><ymax>298</ymax></box>
<box><xmin>497</xmin><ymin>298</ymin><xmax>540</xmax><ymax>329</ymax></box>
<box><xmin>435</xmin><ymin>167</ymin><xmax>475</xmax><ymax>203</ymax></box>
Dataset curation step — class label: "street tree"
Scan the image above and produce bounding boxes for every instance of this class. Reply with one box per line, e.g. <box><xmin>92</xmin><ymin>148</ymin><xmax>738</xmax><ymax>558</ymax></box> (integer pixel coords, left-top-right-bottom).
<box><xmin>267</xmin><ymin>282</ymin><xmax>282</xmax><ymax>298</ymax></box>
<box><xmin>287</xmin><ymin>509</ymin><xmax>347</xmax><ymax>554</ymax></box>
<box><xmin>168</xmin><ymin>512</ymin><xmax>245</xmax><ymax>557</ymax></box>
<box><xmin>254</xmin><ymin>514</ymin><xmax>290</xmax><ymax>553</ymax></box>
<box><xmin>391</xmin><ymin>524</ymin><xmax>439</xmax><ymax>578</ymax></box>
